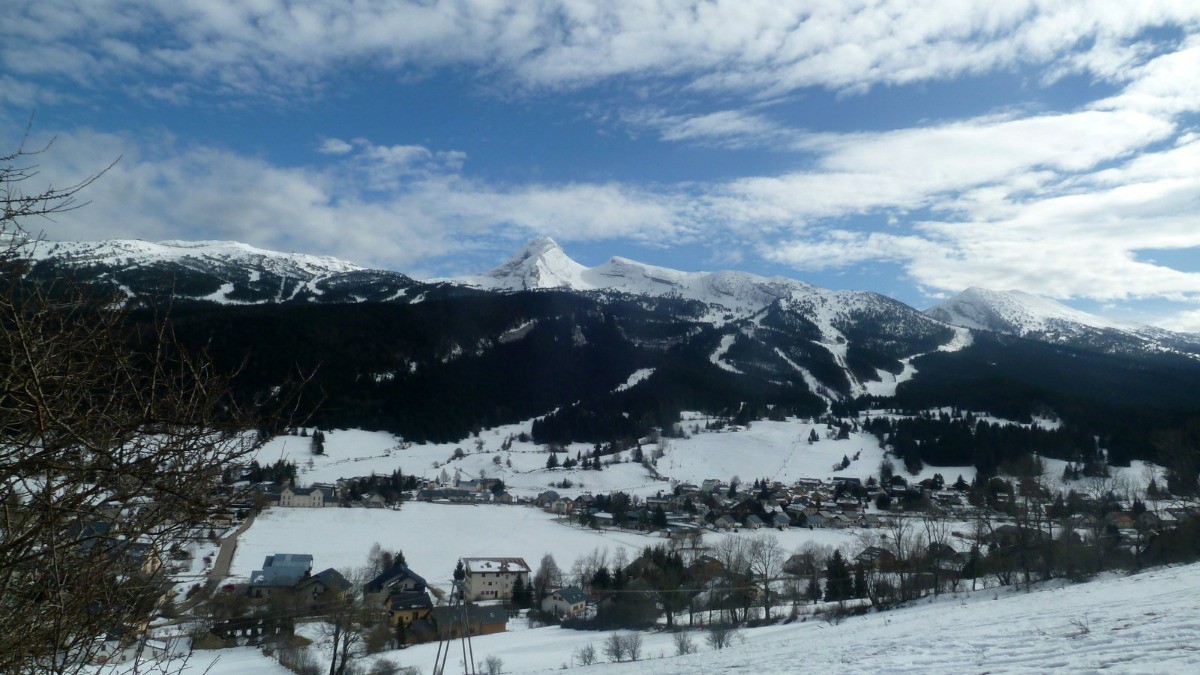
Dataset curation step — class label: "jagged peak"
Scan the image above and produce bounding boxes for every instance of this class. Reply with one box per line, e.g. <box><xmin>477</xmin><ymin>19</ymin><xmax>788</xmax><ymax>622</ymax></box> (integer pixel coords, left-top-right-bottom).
<box><xmin>475</xmin><ymin>236</ymin><xmax>589</xmax><ymax>291</ymax></box>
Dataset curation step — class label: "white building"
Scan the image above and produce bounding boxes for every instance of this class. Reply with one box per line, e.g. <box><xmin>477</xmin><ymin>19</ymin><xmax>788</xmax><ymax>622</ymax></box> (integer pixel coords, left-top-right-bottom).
<box><xmin>461</xmin><ymin>557</ymin><xmax>531</xmax><ymax>601</ymax></box>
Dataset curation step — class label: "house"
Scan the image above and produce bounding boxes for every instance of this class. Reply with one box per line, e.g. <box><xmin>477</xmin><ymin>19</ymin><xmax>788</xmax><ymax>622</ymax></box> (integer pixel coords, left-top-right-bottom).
<box><xmin>745</xmin><ymin>514</ymin><xmax>764</xmax><ymax>530</ymax></box>
<box><xmin>386</xmin><ymin>589</ymin><xmax>433</xmax><ymax>627</ymax></box>
<box><xmin>770</xmin><ymin>512</ymin><xmax>791</xmax><ymax>530</ymax></box>
<box><xmin>247</xmin><ymin>553</ymin><xmax>313</xmax><ymax>599</ymax></box>
<box><xmin>782</xmin><ymin>552</ymin><xmax>817</xmax><ymax>576</ymax></box>
<box><xmin>460</xmin><ymin>557</ymin><xmax>531</xmax><ymax>602</ymax></box>
<box><xmin>712</xmin><ymin>515</ymin><xmax>737</xmax><ymax>531</ymax></box>
<box><xmin>855</xmin><ymin>546</ymin><xmax>897</xmax><ymax>569</ymax></box>
<box><xmin>294</xmin><ymin>568</ymin><xmax>350</xmax><ymax>605</ymax></box>
<box><xmin>427</xmin><ymin>604</ymin><xmax>508</xmax><ymax>639</ymax></box>
<box><xmin>542</xmin><ymin>587</ymin><xmax>588</xmax><ymax>618</ymax></box>
<box><xmin>278</xmin><ymin>485</ymin><xmax>336</xmax><ymax>508</ymax></box>
<box><xmin>364</xmin><ymin>561</ymin><xmax>428</xmax><ymax>605</ymax></box>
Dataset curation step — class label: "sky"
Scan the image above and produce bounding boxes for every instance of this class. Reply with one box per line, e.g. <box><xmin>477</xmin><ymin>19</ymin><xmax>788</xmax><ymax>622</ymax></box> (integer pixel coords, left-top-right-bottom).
<box><xmin>3</xmin><ymin>1</ymin><xmax>1200</xmax><ymax>330</ymax></box>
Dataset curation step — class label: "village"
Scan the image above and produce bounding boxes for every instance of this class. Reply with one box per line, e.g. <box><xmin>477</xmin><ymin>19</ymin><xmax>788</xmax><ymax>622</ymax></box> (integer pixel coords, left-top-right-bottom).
<box><xmin>68</xmin><ymin>418</ymin><xmax>1200</xmax><ymax>670</ymax></box>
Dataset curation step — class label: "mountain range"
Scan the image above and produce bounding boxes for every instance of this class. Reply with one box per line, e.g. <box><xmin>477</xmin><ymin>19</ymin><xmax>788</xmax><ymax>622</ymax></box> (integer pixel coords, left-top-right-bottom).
<box><xmin>25</xmin><ymin>235</ymin><xmax>1200</xmax><ymax>464</ymax></box>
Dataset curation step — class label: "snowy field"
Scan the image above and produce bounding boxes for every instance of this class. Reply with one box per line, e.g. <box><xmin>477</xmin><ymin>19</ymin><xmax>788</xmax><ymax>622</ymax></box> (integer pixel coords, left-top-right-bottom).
<box><xmin>257</xmin><ymin>424</ymin><xmax>671</xmax><ymax>499</ymax></box>
<box><xmin>230</xmin><ymin>502</ymin><xmax>861</xmax><ymax>590</ymax></box>
<box><xmin>256</xmin><ymin>416</ymin><xmax>980</xmax><ymax>499</ymax></box>
<box><xmin>86</xmin><ymin>647</ymin><xmax>289</xmax><ymax>675</ymax></box>
<box><xmin>345</xmin><ymin>562</ymin><xmax>1200</xmax><ymax>674</ymax></box>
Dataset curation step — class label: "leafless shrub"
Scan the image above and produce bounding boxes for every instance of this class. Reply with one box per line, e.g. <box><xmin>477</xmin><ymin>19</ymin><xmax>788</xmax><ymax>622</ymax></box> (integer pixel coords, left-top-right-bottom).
<box><xmin>575</xmin><ymin>642</ymin><xmax>597</xmax><ymax>665</ymax></box>
<box><xmin>673</xmin><ymin>631</ymin><xmax>698</xmax><ymax>655</ymax></box>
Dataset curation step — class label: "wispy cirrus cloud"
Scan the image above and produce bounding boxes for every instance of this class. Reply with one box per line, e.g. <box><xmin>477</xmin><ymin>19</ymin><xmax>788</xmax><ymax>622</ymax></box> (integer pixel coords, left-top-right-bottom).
<box><xmin>6</xmin><ymin>1</ymin><xmax>1200</xmax><ymax>105</ymax></box>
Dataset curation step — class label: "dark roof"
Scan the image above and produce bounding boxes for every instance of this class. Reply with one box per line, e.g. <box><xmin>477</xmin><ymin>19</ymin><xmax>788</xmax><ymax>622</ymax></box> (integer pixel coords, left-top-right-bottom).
<box><xmin>250</xmin><ymin>553</ymin><xmax>313</xmax><ymax>587</ymax></box>
<box><xmin>365</xmin><ymin>562</ymin><xmax>428</xmax><ymax>593</ymax></box>
<box><xmin>388</xmin><ymin>590</ymin><xmax>433</xmax><ymax>610</ymax></box>
<box><xmin>431</xmin><ymin>604</ymin><xmax>507</xmax><ymax>626</ymax></box>
<box><xmin>552</xmin><ymin>587</ymin><xmax>588</xmax><ymax>604</ymax></box>
<box><xmin>298</xmin><ymin>568</ymin><xmax>350</xmax><ymax>592</ymax></box>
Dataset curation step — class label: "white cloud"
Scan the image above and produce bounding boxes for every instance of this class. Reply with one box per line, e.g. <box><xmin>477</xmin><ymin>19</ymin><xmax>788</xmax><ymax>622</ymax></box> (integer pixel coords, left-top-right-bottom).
<box><xmin>6</xmin><ymin>1</ymin><xmax>1200</xmax><ymax>102</ymax></box>
<box><xmin>1156</xmin><ymin>309</ymin><xmax>1200</xmax><ymax>334</ymax></box>
<box><xmin>624</xmin><ymin>107</ymin><xmax>797</xmax><ymax>148</ymax></box>
<box><xmin>317</xmin><ymin>138</ymin><xmax>353</xmax><ymax>155</ymax></box>
<box><xmin>8</xmin><ymin>128</ymin><xmax>687</xmax><ymax>272</ymax></box>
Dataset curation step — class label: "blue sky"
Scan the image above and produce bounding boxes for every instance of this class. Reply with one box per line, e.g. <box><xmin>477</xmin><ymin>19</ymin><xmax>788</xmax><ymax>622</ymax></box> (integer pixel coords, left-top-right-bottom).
<box><xmin>4</xmin><ymin>2</ymin><xmax>1200</xmax><ymax>329</ymax></box>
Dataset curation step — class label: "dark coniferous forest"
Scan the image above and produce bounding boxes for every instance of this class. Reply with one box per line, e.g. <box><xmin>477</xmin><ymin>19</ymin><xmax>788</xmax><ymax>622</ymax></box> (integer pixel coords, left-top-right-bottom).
<box><xmin>120</xmin><ymin>286</ymin><xmax>1200</xmax><ymax>479</ymax></box>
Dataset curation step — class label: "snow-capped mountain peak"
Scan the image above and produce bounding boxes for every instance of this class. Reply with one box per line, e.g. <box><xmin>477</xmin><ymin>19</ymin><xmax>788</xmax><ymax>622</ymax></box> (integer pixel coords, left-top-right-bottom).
<box><xmin>27</xmin><ymin>239</ymin><xmax>364</xmax><ymax>279</ymax></box>
<box><xmin>469</xmin><ymin>237</ymin><xmax>592</xmax><ymax>291</ymax></box>
<box><xmin>926</xmin><ymin>287</ymin><xmax>1129</xmax><ymax>335</ymax></box>
<box><xmin>924</xmin><ymin>287</ymin><xmax>1200</xmax><ymax>358</ymax></box>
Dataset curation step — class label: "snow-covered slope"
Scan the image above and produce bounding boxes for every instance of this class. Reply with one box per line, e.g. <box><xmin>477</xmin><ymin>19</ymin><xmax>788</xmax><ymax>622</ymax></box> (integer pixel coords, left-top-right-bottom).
<box><xmin>28</xmin><ymin>239</ymin><xmax>364</xmax><ymax>279</ymax></box>
<box><xmin>456</xmin><ymin>236</ymin><xmax>591</xmax><ymax>291</ymax></box>
<box><xmin>456</xmin><ymin>237</ymin><xmax>811</xmax><ymax>317</ymax></box>
<box><xmin>926</xmin><ymin>287</ymin><xmax>1131</xmax><ymax>335</ymax></box>
<box><xmin>927</xmin><ymin>287</ymin><xmax>1200</xmax><ymax>357</ymax></box>
<box><xmin>519</xmin><ymin>562</ymin><xmax>1200</xmax><ymax>674</ymax></box>
<box><xmin>26</xmin><ymin>238</ymin><xmax>422</xmax><ymax>305</ymax></box>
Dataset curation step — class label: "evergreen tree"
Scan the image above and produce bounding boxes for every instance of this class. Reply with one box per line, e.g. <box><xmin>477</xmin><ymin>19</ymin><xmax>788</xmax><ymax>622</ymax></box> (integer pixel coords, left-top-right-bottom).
<box><xmin>511</xmin><ymin>576</ymin><xmax>533</xmax><ymax>608</ymax></box>
<box><xmin>652</xmin><ymin>505</ymin><xmax>668</xmax><ymax>529</ymax></box>
<box><xmin>546</xmin><ymin>452</ymin><xmax>559</xmax><ymax>470</ymax></box>
<box><xmin>453</xmin><ymin>560</ymin><xmax>465</xmax><ymax>582</ymax></box>
<box><xmin>824</xmin><ymin>550</ymin><xmax>852</xmax><ymax>601</ymax></box>
<box><xmin>852</xmin><ymin>563</ymin><xmax>868</xmax><ymax>599</ymax></box>
<box><xmin>805</xmin><ymin>575</ymin><xmax>822</xmax><ymax>604</ymax></box>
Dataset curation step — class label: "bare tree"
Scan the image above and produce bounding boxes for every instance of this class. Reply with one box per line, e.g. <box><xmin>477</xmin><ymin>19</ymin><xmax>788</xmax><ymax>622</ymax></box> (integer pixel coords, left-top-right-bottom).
<box><xmin>746</xmin><ymin>534</ymin><xmax>784</xmax><ymax>619</ymax></box>
<box><xmin>603</xmin><ymin>632</ymin><xmax>627</xmax><ymax>662</ymax></box>
<box><xmin>624</xmin><ymin>632</ymin><xmax>643</xmax><ymax>661</ymax></box>
<box><xmin>705</xmin><ymin>623</ymin><xmax>737</xmax><ymax>650</ymax></box>
<box><xmin>920</xmin><ymin>513</ymin><xmax>955</xmax><ymax>595</ymax></box>
<box><xmin>0</xmin><ymin>139</ymin><xmax>280</xmax><ymax>673</ymax></box>
<box><xmin>709</xmin><ymin>537</ymin><xmax>751</xmax><ymax>623</ymax></box>
<box><xmin>672</xmin><ymin>630</ymin><xmax>697</xmax><ymax>655</ymax></box>
<box><xmin>320</xmin><ymin>569</ymin><xmax>376</xmax><ymax>675</ymax></box>
<box><xmin>532</xmin><ymin>553</ymin><xmax>562</xmax><ymax>603</ymax></box>
<box><xmin>574</xmin><ymin>642</ymin><xmax>597</xmax><ymax>666</ymax></box>
<box><xmin>479</xmin><ymin>655</ymin><xmax>503</xmax><ymax>674</ymax></box>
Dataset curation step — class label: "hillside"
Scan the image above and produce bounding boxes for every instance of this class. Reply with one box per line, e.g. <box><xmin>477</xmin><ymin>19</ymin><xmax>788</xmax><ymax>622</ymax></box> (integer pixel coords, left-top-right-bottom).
<box><xmin>26</xmin><ymin>236</ymin><xmax>1200</xmax><ymax>472</ymax></box>
<box><xmin>519</xmin><ymin>561</ymin><xmax>1200</xmax><ymax>674</ymax></box>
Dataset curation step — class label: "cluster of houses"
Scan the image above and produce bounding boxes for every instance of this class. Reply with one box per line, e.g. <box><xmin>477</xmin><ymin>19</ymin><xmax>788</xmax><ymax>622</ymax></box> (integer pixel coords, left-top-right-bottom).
<box><xmin>534</xmin><ymin>476</ymin><xmax>896</xmax><ymax>536</ymax></box>
<box><xmin>244</xmin><ymin>482</ymin><xmax>392</xmax><ymax>509</ymax></box>
<box><xmin>250</xmin><ymin>475</ymin><xmax>517</xmax><ymax>508</ymax></box>
<box><xmin>225</xmin><ymin>553</ymin><xmax>591</xmax><ymax>646</ymax></box>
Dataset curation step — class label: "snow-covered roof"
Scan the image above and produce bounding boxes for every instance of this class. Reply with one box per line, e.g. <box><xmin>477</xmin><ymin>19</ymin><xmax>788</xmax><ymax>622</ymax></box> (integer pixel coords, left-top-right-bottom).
<box><xmin>461</xmin><ymin>557</ymin><xmax>530</xmax><ymax>574</ymax></box>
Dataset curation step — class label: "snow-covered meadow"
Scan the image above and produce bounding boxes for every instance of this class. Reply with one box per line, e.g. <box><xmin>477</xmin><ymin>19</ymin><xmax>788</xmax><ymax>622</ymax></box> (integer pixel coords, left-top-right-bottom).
<box><xmin>230</xmin><ymin>502</ymin><xmax>860</xmax><ymax>591</ymax></box>
<box><xmin>256</xmin><ymin>414</ymin><xmax>980</xmax><ymax>500</ymax></box>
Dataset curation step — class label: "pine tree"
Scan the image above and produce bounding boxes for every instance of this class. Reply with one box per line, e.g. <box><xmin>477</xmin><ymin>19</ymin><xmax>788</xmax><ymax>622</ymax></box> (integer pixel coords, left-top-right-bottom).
<box><xmin>806</xmin><ymin>574</ymin><xmax>822</xmax><ymax>604</ymax></box>
<box><xmin>546</xmin><ymin>452</ymin><xmax>559</xmax><ymax>470</ymax></box>
<box><xmin>511</xmin><ymin>576</ymin><xmax>532</xmax><ymax>608</ymax></box>
<box><xmin>652</xmin><ymin>505</ymin><xmax>668</xmax><ymax>529</ymax></box>
<box><xmin>824</xmin><ymin>550</ymin><xmax>852</xmax><ymax>601</ymax></box>
<box><xmin>453</xmin><ymin>560</ymin><xmax>466</xmax><ymax>582</ymax></box>
<box><xmin>852</xmin><ymin>563</ymin><xmax>868</xmax><ymax>599</ymax></box>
